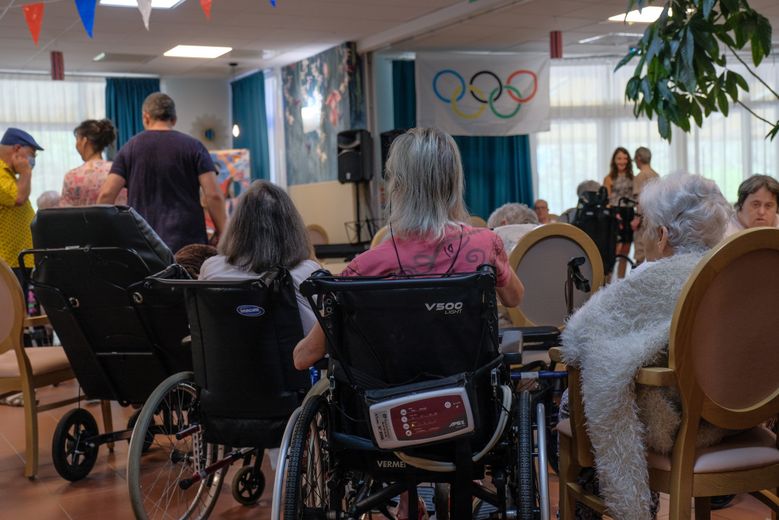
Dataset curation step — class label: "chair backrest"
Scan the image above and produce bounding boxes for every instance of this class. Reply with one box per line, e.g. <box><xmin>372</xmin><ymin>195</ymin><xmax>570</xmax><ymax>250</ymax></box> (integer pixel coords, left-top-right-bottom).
<box><xmin>302</xmin><ymin>269</ymin><xmax>499</xmax><ymax>387</ymax></box>
<box><xmin>0</xmin><ymin>259</ymin><xmax>24</xmax><ymax>358</ymax></box>
<box><xmin>670</xmin><ymin>228</ymin><xmax>779</xmax><ymax>431</ymax></box>
<box><xmin>26</xmin><ymin>206</ymin><xmax>184</xmax><ymax>403</ymax></box>
<box><xmin>469</xmin><ymin>216</ymin><xmax>488</xmax><ymax>228</ymax></box>
<box><xmin>306</xmin><ymin>224</ymin><xmax>329</xmax><ymax>246</ymax></box>
<box><xmin>507</xmin><ymin>223</ymin><xmax>604</xmax><ymax>327</ymax></box>
<box><xmin>370</xmin><ymin>225</ymin><xmax>389</xmax><ymax>249</ymax></box>
<box><xmin>167</xmin><ymin>269</ymin><xmax>311</xmax><ymax>447</ymax></box>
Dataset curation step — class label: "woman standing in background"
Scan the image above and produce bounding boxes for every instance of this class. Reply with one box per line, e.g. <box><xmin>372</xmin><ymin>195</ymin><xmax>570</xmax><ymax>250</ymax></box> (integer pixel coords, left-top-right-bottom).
<box><xmin>603</xmin><ymin>147</ymin><xmax>634</xmax><ymax>278</ymax></box>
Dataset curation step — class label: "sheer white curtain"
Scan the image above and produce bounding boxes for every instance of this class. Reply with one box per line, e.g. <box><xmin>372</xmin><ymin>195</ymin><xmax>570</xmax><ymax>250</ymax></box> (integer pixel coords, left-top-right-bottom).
<box><xmin>0</xmin><ymin>73</ymin><xmax>106</xmax><ymax>208</ymax></box>
<box><xmin>535</xmin><ymin>57</ymin><xmax>779</xmax><ymax>213</ymax></box>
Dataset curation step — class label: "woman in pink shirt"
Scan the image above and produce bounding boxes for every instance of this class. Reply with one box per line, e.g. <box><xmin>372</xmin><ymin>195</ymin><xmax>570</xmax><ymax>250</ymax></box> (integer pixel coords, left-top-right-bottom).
<box><xmin>60</xmin><ymin>119</ymin><xmax>127</xmax><ymax>207</ymax></box>
<box><xmin>293</xmin><ymin>127</ymin><xmax>523</xmax><ymax>370</ymax></box>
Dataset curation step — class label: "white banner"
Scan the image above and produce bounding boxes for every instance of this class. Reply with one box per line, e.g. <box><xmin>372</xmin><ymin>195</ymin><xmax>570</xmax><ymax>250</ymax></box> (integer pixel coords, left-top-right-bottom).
<box><xmin>415</xmin><ymin>52</ymin><xmax>550</xmax><ymax>136</ymax></box>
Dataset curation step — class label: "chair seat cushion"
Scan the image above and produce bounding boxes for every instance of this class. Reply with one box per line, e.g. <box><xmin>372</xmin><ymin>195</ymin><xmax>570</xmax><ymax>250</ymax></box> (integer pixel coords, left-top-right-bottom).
<box><xmin>0</xmin><ymin>347</ymin><xmax>71</xmax><ymax>377</ymax></box>
<box><xmin>648</xmin><ymin>426</ymin><xmax>779</xmax><ymax>473</ymax></box>
<box><xmin>557</xmin><ymin>420</ymin><xmax>779</xmax><ymax>474</ymax></box>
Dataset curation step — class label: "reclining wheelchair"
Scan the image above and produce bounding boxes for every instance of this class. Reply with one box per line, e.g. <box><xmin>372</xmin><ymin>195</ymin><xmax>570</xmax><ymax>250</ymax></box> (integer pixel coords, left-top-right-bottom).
<box><xmin>126</xmin><ymin>267</ymin><xmax>311</xmax><ymax>519</ymax></box>
<box><xmin>20</xmin><ymin>206</ymin><xmax>192</xmax><ymax>481</ymax></box>
<box><xmin>274</xmin><ymin>266</ymin><xmax>551</xmax><ymax>520</ymax></box>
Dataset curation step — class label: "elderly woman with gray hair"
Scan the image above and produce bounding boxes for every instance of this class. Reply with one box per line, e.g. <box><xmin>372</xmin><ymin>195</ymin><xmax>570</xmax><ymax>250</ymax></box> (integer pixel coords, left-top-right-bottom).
<box><xmin>560</xmin><ymin>173</ymin><xmax>734</xmax><ymax>520</ymax></box>
<box><xmin>488</xmin><ymin>202</ymin><xmax>539</xmax><ymax>253</ymax></box>
<box><xmin>198</xmin><ymin>180</ymin><xmax>319</xmax><ymax>334</ymax></box>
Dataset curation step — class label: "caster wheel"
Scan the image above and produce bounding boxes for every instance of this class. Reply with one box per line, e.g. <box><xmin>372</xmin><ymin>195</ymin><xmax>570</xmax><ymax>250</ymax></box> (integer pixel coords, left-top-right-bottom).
<box><xmin>232</xmin><ymin>464</ymin><xmax>265</xmax><ymax>506</ymax></box>
<box><xmin>52</xmin><ymin>408</ymin><xmax>99</xmax><ymax>481</ymax></box>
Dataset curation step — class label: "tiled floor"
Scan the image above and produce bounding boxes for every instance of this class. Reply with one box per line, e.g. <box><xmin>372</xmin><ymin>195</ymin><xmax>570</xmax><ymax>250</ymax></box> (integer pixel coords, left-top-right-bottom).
<box><xmin>0</xmin><ymin>380</ymin><xmax>772</xmax><ymax>519</ymax></box>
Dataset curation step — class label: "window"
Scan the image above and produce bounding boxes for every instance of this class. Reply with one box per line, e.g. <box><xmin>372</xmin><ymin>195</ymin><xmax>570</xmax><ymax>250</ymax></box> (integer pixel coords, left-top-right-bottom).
<box><xmin>0</xmin><ymin>73</ymin><xmax>106</xmax><ymax>208</ymax></box>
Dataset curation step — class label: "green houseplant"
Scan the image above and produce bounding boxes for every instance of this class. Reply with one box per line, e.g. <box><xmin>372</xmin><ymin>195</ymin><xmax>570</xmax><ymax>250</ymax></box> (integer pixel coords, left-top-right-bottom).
<box><xmin>617</xmin><ymin>0</ymin><xmax>777</xmax><ymax>141</ymax></box>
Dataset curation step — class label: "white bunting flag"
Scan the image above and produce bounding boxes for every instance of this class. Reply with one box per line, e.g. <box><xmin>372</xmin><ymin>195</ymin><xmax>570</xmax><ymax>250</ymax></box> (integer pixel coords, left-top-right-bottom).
<box><xmin>137</xmin><ymin>0</ymin><xmax>152</xmax><ymax>30</ymax></box>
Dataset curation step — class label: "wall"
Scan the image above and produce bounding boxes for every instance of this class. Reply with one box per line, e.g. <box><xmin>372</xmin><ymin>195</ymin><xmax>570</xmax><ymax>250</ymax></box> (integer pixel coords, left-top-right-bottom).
<box><xmin>161</xmin><ymin>77</ymin><xmax>231</xmax><ymax>150</ymax></box>
<box><xmin>289</xmin><ymin>180</ymin><xmax>356</xmax><ymax>244</ymax></box>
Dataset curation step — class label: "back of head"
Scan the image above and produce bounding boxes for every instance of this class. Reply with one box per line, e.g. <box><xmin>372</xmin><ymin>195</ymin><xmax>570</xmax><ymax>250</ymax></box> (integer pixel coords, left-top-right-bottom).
<box><xmin>219</xmin><ymin>180</ymin><xmax>310</xmax><ymax>272</ymax></box>
<box><xmin>640</xmin><ymin>173</ymin><xmax>731</xmax><ymax>253</ymax></box>
<box><xmin>488</xmin><ymin>202</ymin><xmax>538</xmax><ymax>227</ymax></box>
<box><xmin>142</xmin><ymin>92</ymin><xmax>177</xmax><ymax>122</ymax></box>
<box><xmin>36</xmin><ymin>190</ymin><xmax>60</xmax><ymax>210</ymax></box>
<box><xmin>175</xmin><ymin>243</ymin><xmax>218</xmax><ymax>279</ymax></box>
<box><xmin>634</xmin><ymin>146</ymin><xmax>652</xmax><ymax>165</ymax></box>
<box><xmin>386</xmin><ymin>127</ymin><xmax>468</xmax><ymax>239</ymax></box>
<box><xmin>576</xmin><ymin>180</ymin><xmax>601</xmax><ymax>199</ymax></box>
<box><xmin>735</xmin><ymin>174</ymin><xmax>779</xmax><ymax>210</ymax></box>
<box><xmin>74</xmin><ymin>119</ymin><xmax>117</xmax><ymax>154</ymax></box>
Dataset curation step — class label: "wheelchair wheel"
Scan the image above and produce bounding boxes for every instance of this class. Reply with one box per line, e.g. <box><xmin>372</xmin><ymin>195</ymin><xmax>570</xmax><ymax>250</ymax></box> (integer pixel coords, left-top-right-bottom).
<box><xmin>127</xmin><ymin>409</ymin><xmax>154</xmax><ymax>453</ymax></box>
<box><xmin>231</xmin><ymin>464</ymin><xmax>265</xmax><ymax>506</ymax></box>
<box><xmin>283</xmin><ymin>394</ymin><xmax>331</xmax><ymax>520</ymax></box>
<box><xmin>52</xmin><ymin>408</ymin><xmax>99</xmax><ymax>481</ymax></box>
<box><xmin>517</xmin><ymin>390</ymin><xmax>534</xmax><ymax>520</ymax></box>
<box><xmin>127</xmin><ymin>371</ymin><xmax>226</xmax><ymax>520</ymax></box>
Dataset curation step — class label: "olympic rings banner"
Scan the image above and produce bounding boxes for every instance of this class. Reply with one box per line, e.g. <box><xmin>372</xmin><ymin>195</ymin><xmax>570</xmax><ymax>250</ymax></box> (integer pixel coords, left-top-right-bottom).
<box><xmin>415</xmin><ymin>52</ymin><xmax>550</xmax><ymax>136</ymax></box>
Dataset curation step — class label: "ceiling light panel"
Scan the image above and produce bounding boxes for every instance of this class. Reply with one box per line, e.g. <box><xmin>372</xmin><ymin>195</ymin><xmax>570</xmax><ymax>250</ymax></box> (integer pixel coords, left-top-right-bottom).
<box><xmin>164</xmin><ymin>45</ymin><xmax>233</xmax><ymax>59</ymax></box>
<box><xmin>100</xmin><ymin>0</ymin><xmax>186</xmax><ymax>9</ymax></box>
<box><xmin>608</xmin><ymin>6</ymin><xmax>667</xmax><ymax>23</ymax></box>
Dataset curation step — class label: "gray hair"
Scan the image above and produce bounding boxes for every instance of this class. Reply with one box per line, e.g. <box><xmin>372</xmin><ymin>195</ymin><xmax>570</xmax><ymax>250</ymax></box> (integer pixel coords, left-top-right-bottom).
<box><xmin>577</xmin><ymin>180</ymin><xmax>601</xmax><ymax>198</ymax></box>
<box><xmin>488</xmin><ymin>203</ymin><xmax>538</xmax><ymax>228</ymax></box>
<box><xmin>36</xmin><ymin>190</ymin><xmax>60</xmax><ymax>210</ymax></box>
<box><xmin>640</xmin><ymin>173</ymin><xmax>731</xmax><ymax>253</ymax></box>
<box><xmin>735</xmin><ymin>174</ymin><xmax>779</xmax><ymax>210</ymax></box>
<box><xmin>386</xmin><ymin>127</ymin><xmax>469</xmax><ymax>239</ymax></box>
<box><xmin>142</xmin><ymin>92</ymin><xmax>177</xmax><ymax>122</ymax></box>
<box><xmin>634</xmin><ymin>146</ymin><xmax>652</xmax><ymax>165</ymax></box>
<box><xmin>218</xmin><ymin>180</ymin><xmax>311</xmax><ymax>272</ymax></box>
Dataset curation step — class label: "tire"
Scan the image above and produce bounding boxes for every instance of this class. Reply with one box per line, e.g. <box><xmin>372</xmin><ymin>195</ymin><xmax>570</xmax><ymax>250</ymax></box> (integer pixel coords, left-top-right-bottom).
<box><xmin>127</xmin><ymin>371</ymin><xmax>225</xmax><ymax>520</ymax></box>
<box><xmin>52</xmin><ymin>408</ymin><xmax>99</xmax><ymax>481</ymax></box>
<box><xmin>282</xmin><ymin>394</ymin><xmax>331</xmax><ymax>520</ymax></box>
<box><xmin>517</xmin><ymin>390</ymin><xmax>534</xmax><ymax>520</ymax></box>
<box><xmin>433</xmin><ymin>483</ymin><xmax>450</xmax><ymax>520</ymax></box>
<box><xmin>127</xmin><ymin>409</ymin><xmax>153</xmax><ymax>453</ymax></box>
<box><xmin>231</xmin><ymin>464</ymin><xmax>265</xmax><ymax>506</ymax></box>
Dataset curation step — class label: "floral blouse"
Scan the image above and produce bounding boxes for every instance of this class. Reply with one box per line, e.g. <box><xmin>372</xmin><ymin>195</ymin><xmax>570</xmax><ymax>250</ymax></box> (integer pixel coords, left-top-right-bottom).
<box><xmin>60</xmin><ymin>160</ymin><xmax>127</xmax><ymax>207</ymax></box>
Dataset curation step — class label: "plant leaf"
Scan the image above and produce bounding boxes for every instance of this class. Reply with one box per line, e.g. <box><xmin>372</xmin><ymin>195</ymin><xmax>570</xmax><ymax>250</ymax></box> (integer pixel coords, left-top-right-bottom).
<box><xmin>716</xmin><ymin>89</ymin><xmax>730</xmax><ymax>116</ymax></box>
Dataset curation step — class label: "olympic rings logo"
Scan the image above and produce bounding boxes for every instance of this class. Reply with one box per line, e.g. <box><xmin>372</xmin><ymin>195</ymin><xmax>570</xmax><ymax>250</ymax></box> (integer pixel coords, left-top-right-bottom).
<box><xmin>432</xmin><ymin>69</ymin><xmax>538</xmax><ymax>120</ymax></box>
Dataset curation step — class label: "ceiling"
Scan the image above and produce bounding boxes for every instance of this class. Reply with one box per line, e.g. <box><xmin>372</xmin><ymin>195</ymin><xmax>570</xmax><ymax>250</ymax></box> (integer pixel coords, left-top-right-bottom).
<box><xmin>0</xmin><ymin>0</ymin><xmax>777</xmax><ymax>77</ymax></box>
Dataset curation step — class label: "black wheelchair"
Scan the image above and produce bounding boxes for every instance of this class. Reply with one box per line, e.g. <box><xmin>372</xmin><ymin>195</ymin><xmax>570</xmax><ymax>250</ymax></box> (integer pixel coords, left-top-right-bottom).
<box><xmin>274</xmin><ymin>266</ymin><xmax>551</xmax><ymax>520</ymax></box>
<box><xmin>126</xmin><ymin>268</ymin><xmax>311</xmax><ymax>519</ymax></box>
<box><xmin>20</xmin><ymin>206</ymin><xmax>192</xmax><ymax>481</ymax></box>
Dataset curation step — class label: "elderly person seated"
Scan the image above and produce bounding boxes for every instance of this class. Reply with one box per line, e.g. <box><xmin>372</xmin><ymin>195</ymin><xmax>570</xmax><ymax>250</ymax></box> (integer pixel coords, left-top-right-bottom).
<box><xmin>725</xmin><ymin>174</ymin><xmax>779</xmax><ymax>236</ymax></box>
<box><xmin>199</xmin><ymin>180</ymin><xmax>319</xmax><ymax>334</ymax></box>
<box><xmin>560</xmin><ymin>173</ymin><xmax>733</xmax><ymax>520</ymax></box>
<box><xmin>488</xmin><ymin>202</ymin><xmax>539</xmax><ymax>253</ymax></box>
<box><xmin>558</xmin><ymin>180</ymin><xmax>601</xmax><ymax>224</ymax></box>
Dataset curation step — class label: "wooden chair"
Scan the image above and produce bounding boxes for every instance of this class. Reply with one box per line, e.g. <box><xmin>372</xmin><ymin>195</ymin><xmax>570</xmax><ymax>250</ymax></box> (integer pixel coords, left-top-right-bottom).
<box><xmin>306</xmin><ymin>224</ymin><xmax>329</xmax><ymax>246</ymax></box>
<box><xmin>370</xmin><ymin>225</ymin><xmax>389</xmax><ymax>249</ymax></box>
<box><xmin>506</xmin><ymin>223</ymin><xmax>604</xmax><ymax>328</ymax></box>
<box><xmin>0</xmin><ymin>259</ymin><xmax>78</xmax><ymax>478</ymax></box>
<box><xmin>469</xmin><ymin>215</ymin><xmax>488</xmax><ymax>228</ymax></box>
<box><xmin>557</xmin><ymin>228</ymin><xmax>779</xmax><ymax>520</ymax></box>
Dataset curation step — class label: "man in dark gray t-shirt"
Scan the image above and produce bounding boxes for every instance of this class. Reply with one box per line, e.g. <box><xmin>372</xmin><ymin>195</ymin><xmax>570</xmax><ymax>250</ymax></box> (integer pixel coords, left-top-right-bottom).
<box><xmin>98</xmin><ymin>93</ymin><xmax>226</xmax><ymax>253</ymax></box>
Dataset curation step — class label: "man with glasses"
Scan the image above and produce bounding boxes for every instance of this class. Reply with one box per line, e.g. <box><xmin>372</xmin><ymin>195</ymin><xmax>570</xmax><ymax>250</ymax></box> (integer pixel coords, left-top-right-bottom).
<box><xmin>0</xmin><ymin>128</ymin><xmax>43</xmax><ymax>291</ymax></box>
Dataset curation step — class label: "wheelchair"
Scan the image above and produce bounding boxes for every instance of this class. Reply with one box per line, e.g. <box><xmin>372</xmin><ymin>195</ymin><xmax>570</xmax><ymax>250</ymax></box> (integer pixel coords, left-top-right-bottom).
<box><xmin>126</xmin><ymin>267</ymin><xmax>311</xmax><ymax>520</ymax></box>
<box><xmin>20</xmin><ymin>206</ymin><xmax>192</xmax><ymax>481</ymax></box>
<box><xmin>274</xmin><ymin>266</ymin><xmax>551</xmax><ymax>520</ymax></box>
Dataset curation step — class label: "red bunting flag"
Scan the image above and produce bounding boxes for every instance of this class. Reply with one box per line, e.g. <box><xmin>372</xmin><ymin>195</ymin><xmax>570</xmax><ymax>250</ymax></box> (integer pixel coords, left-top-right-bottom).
<box><xmin>23</xmin><ymin>3</ymin><xmax>45</xmax><ymax>46</ymax></box>
<box><xmin>200</xmin><ymin>0</ymin><xmax>212</xmax><ymax>19</ymax></box>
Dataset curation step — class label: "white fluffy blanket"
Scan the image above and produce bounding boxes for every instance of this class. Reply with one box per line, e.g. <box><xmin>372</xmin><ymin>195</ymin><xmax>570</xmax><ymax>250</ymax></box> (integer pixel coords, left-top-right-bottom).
<box><xmin>561</xmin><ymin>252</ymin><xmax>705</xmax><ymax>520</ymax></box>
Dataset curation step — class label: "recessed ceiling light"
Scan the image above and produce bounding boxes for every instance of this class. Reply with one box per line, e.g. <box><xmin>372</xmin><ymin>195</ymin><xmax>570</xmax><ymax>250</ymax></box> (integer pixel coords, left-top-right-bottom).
<box><xmin>163</xmin><ymin>45</ymin><xmax>233</xmax><ymax>59</ymax></box>
<box><xmin>99</xmin><ymin>0</ymin><xmax>186</xmax><ymax>8</ymax></box>
<box><xmin>93</xmin><ymin>52</ymin><xmax>106</xmax><ymax>61</ymax></box>
<box><xmin>608</xmin><ymin>6</ymin><xmax>668</xmax><ymax>23</ymax></box>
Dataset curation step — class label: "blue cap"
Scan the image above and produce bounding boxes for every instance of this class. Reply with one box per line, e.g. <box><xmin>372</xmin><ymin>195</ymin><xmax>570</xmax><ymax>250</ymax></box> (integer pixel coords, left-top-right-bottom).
<box><xmin>1</xmin><ymin>128</ymin><xmax>44</xmax><ymax>151</ymax></box>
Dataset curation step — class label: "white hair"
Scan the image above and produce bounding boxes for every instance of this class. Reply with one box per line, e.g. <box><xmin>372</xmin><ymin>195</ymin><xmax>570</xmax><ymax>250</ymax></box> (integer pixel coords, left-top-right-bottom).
<box><xmin>487</xmin><ymin>203</ymin><xmax>538</xmax><ymax>228</ymax></box>
<box><xmin>386</xmin><ymin>128</ymin><xmax>469</xmax><ymax>239</ymax></box>
<box><xmin>36</xmin><ymin>190</ymin><xmax>60</xmax><ymax>210</ymax></box>
<box><xmin>640</xmin><ymin>173</ymin><xmax>732</xmax><ymax>253</ymax></box>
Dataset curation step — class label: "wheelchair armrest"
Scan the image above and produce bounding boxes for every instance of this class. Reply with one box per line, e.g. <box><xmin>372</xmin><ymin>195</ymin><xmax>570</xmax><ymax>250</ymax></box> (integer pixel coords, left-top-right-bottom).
<box><xmin>548</xmin><ymin>347</ymin><xmax>563</xmax><ymax>363</ymax></box>
<box><xmin>636</xmin><ymin>367</ymin><xmax>676</xmax><ymax>388</ymax></box>
<box><xmin>502</xmin><ymin>352</ymin><xmax>524</xmax><ymax>366</ymax></box>
<box><xmin>24</xmin><ymin>315</ymin><xmax>49</xmax><ymax>328</ymax></box>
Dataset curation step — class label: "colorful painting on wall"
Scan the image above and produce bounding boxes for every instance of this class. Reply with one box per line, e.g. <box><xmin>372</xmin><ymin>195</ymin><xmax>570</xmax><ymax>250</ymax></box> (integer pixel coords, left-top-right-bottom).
<box><xmin>210</xmin><ymin>148</ymin><xmax>251</xmax><ymax>218</ymax></box>
<box><xmin>282</xmin><ymin>42</ymin><xmax>365</xmax><ymax>185</ymax></box>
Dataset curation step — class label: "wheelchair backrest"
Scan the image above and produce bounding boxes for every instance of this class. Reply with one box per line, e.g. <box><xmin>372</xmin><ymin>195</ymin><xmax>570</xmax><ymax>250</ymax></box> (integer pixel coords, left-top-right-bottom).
<box><xmin>25</xmin><ymin>206</ymin><xmax>186</xmax><ymax>403</ymax></box>
<box><xmin>172</xmin><ymin>270</ymin><xmax>311</xmax><ymax>423</ymax></box>
<box><xmin>302</xmin><ymin>269</ymin><xmax>500</xmax><ymax>387</ymax></box>
<box><xmin>573</xmin><ymin>189</ymin><xmax>618</xmax><ymax>275</ymax></box>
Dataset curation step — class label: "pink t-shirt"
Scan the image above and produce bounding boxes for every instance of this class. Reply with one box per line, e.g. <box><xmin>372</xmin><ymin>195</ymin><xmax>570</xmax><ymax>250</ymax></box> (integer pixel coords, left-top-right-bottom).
<box><xmin>342</xmin><ymin>224</ymin><xmax>512</xmax><ymax>287</ymax></box>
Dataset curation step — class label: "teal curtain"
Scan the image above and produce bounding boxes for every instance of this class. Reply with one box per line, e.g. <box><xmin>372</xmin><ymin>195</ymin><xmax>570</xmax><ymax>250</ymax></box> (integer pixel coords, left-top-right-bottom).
<box><xmin>105</xmin><ymin>78</ymin><xmax>160</xmax><ymax>152</ymax></box>
<box><xmin>391</xmin><ymin>61</ymin><xmax>534</xmax><ymax>219</ymax></box>
<box><xmin>232</xmin><ymin>72</ymin><xmax>270</xmax><ymax>181</ymax></box>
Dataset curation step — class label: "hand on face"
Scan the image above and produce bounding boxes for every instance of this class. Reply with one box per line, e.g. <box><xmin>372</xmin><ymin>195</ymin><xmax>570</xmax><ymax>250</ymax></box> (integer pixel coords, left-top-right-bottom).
<box><xmin>11</xmin><ymin>146</ymin><xmax>35</xmax><ymax>175</ymax></box>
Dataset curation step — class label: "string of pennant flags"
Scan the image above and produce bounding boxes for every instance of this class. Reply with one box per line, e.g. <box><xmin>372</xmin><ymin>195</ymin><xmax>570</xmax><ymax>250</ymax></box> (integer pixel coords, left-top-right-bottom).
<box><xmin>18</xmin><ymin>0</ymin><xmax>278</xmax><ymax>46</ymax></box>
